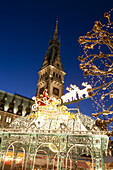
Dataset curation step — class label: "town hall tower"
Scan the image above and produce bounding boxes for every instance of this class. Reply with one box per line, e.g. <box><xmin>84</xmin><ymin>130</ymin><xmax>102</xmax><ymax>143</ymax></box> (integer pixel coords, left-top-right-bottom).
<box><xmin>36</xmin><ymin>19</ymin><xmax>66</xmax><ymax>98</ymax></box>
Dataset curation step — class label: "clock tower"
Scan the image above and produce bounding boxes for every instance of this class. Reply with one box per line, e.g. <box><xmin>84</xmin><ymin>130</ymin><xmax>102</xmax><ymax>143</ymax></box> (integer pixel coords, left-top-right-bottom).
<box><xmin>36</xmin><ymin>19</ymin><xmax>66</xmax><ymax>98</ymax></box>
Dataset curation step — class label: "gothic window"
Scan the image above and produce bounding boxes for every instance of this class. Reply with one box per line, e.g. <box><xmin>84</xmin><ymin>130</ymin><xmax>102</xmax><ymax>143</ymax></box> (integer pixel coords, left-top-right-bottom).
<box><xmin>53</xmin><ymin>72</ymin><xmax>55</xmax><ymax>77</ymax></box>
<box><xmin>59</xmin><ymin>75</ymin><xmax>61</xmax><ymax>80</ymax></box>
<box><xmin>6</xmin><ymin>117</ymin><xmax>11</xmax><ymax>123</ymax></box>
<box><xmin>57</xmin><ymin>63</ymin><xmax>59</xmax><ymax>67</ymax></box>
<box><xmin>56</xmin><ymin>74</ymin><xmax>58</xmax><ymax>78</ymax></box>
<box><xmin>9</xmin><ymin>117</ymin><xmax>11</xmax><ymax>123</ymax></box>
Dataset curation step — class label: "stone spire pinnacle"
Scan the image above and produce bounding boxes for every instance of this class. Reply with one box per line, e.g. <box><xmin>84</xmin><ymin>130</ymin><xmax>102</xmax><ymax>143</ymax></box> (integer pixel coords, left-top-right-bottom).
<box><xmin>53</xmin><ymin>17</ymin><xmax>58</xmax><ymax>40</ymax></box>
<box><xmin>55</xmin><ymin>16</ymin><xmax>58</xmax><ymax>33</ymax></box>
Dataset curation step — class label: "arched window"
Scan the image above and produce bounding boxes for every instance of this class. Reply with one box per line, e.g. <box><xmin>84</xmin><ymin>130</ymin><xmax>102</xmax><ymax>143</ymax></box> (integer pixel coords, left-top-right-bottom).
<box><xmin>57</xmin><ymin>63</ymin><xmax>59</xmax><ymax>67</ymax></box>
<box><xmin>53</xmin><ymin>72</ymin><xmax>55</xmax><ymax>77</ymax></box>
<box><xmin>59</xmin><ymin>75</ymin><xmax>61</xmax><ymax>80</ymax></box>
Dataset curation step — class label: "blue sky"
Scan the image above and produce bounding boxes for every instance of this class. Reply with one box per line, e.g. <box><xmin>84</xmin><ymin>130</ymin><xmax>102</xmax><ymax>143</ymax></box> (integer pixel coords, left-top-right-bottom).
<box><xmin>0</xmin><ymin>0</ymin><xmax>112</xmax><ymax>117</ymax></box>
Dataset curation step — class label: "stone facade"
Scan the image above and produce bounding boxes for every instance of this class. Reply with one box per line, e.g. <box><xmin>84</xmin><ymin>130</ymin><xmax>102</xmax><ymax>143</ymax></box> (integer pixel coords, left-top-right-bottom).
<box><xmin>0</xmin><ymin>90</ymin><xmax>34</xmax><ymax>128</ymax></box>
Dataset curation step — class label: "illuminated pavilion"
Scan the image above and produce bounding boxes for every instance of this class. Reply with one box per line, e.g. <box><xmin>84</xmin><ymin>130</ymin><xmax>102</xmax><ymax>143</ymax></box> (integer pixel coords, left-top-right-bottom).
<box><xmin>0</xmin><ymin>91</ymin><xmax>109</xmax><ymax>170</ymax></box>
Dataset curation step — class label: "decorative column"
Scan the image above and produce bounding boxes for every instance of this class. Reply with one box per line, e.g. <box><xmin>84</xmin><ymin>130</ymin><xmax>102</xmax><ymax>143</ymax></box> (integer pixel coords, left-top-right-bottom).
<box><xmin>57</xmin><ymin>135</ymin><xmax>61</xmax><ymax>170</ymax></box>
<box><xmin>0</xmin><ymin>134</ymin><xmax>4</xmax><ymax>169</ymax></box>
<box><xmin>91</xmin><ymin>135</ymin><xmax>109</xmax><ymax>170</ymax></box>
<box><xmin>65</xmin><ymin>135</ymin><xmax>68</xmax><ymax>170</ymax></box>
<box><xmin>100</xmin><ymin>137</ymin><xmax>104</xmax><ymax>170</ymax></box>
<box><xmin>0</xmin><ymin>134</ymin><xmax>10</xmax><ymax>170</ymax></box>
<box><xmin>91</xmin><ymin>138</ymin><xmax>95</xmax><ymax>170</ymax></box>
<box><xmin>24</xmin><ymin>135</ymin><xmax>32</xmax><ymax>170</ymax></box>
<box><xmin>60</xmin><ymin>156</ymin><xmax>63</xmax><ymax>170</ymax></box>
<box><xmin>53</xmin><ymin>157</ymin><xmax>55</xmax><ymax>170</ymax></box>
<box><xmin>92</xmin><ymin>138</ymin><xmax>101</xmax><ymax>170</ymax></box>
<box><xmin>11</xmin><ymin>147</ymin><xmax>19</xmax><ymax>170</ymax></box>
<box><xmin>29</xmin><ymin>134</ymin><xmax>38</xmax><ymax>170</ymax></box>
<box><xmin>70</xmin><ymin>159</ymin><xmax>72</xmax><ymax>170</ymax></box>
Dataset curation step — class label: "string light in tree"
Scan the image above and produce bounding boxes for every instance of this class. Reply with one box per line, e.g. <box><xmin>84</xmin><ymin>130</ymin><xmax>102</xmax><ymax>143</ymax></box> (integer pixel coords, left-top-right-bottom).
<box><xmin>78</xmin><ymin>9</ymin><xmax>113</xmax><ymax>136</ymax></box>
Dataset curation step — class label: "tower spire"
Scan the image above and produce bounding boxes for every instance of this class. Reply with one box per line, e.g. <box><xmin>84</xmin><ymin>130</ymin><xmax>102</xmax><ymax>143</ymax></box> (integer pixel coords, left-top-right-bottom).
<box><xmin>36</xmin><ymin>17</ymin><xmax>66</xmax><ymax>98</ymax></box>
<box><xmin>55</xmin><ymin>16</ymin><xmax>58</xmax><ymax>33</ymax></box>
<box><xmin>53</xmin><ymin>16</ymin><xmax>58</xmax><ymax>40</ymax></box>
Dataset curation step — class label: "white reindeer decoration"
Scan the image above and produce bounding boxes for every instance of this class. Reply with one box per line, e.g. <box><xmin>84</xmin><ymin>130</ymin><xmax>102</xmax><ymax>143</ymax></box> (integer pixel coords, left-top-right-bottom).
<box><xmin>61</xmin><ymin>82</ymin><xmax>92</xmax><ymax>103</ymax></box>
<box><xmin>77</xmin><ymin>82</ymin><xmax>92</xmax><ymax>99</ymax></box>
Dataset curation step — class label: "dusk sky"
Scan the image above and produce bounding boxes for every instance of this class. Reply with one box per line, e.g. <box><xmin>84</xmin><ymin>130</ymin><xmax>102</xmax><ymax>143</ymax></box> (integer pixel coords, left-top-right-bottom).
<box><xmin>0</xmin><ymin>0</ymin><xmax>113</xmax><ymax>117</ymax></box>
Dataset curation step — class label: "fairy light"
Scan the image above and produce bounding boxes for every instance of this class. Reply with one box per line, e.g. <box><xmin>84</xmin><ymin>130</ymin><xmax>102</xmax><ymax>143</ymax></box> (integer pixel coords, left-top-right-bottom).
<box><xmin>78</xmin><ymin>9</ymin><xmax>113</xmax><ymax>135</ymax></box>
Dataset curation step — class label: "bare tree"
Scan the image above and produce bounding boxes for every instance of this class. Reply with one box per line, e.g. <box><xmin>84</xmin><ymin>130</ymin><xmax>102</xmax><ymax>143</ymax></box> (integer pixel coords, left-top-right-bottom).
<box><xmin>78</xmin><ymin>9</ymin><xmax>113</xmax><ymax>136</ymax></box>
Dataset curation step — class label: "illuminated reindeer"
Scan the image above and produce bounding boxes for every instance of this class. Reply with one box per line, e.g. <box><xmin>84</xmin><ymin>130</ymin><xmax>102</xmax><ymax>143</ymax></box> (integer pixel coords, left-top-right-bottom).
<box><xmin>61</xmin><ymin>82</ymin><xmax>92</xmax><ymax>103</ymax></box>
<box><xmin>77</xmin><ymin>82</ymin><xmax>92</xmax><ymax>99</ymax></box>
<box><xmin>61</xmin><ymin>84</ymin><xmax>79</xmax><ymax>103</ymax></box>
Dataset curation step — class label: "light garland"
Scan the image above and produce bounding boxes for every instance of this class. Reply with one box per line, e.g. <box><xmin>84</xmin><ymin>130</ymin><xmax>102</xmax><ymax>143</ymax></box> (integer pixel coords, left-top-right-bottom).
<box><xmin>78</xmin><ymin>9</ymin><xmax>113</xmax><ymax>135</ymax></box>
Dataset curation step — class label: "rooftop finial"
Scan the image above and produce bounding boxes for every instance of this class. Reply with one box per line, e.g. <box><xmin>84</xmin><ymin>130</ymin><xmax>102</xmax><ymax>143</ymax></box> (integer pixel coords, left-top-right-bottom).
<box><xmin>55</xmin><ymin>16</ymin><xmax>58</xmax><ymax>33</ymax></box>
<box><xmin>53</xmin><ymin>17</ymin><xmax>58</xmax><ymax>40</ymax></box>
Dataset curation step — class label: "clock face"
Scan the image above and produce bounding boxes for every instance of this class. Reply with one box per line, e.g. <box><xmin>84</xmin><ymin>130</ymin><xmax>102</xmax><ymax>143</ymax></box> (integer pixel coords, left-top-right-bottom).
<box><xmin>53</xmin><ymin>87</ymin><xmax>59</xmax><ymax>96</ymax></box>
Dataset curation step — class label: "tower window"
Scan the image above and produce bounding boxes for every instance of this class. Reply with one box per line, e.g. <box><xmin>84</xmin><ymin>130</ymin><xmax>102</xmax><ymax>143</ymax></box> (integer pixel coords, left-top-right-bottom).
<box><xmin>57</xmin><ymin>63</ymin><xmax>59</xmax><ymax>67</ymax></box>
<box><xmin>59</xmin><ymin>75</ymin><xmax>61</xmax><ymax>80</ymax></box>
<box><xmin>53</xmin><ymin>72</ymin><xmax>55</xmax><ymax>77</ymax></box>
<box><xmin>56</xmin><ymin>74</ymin><xmax>58</xmax><ymax>78</ymax></box>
